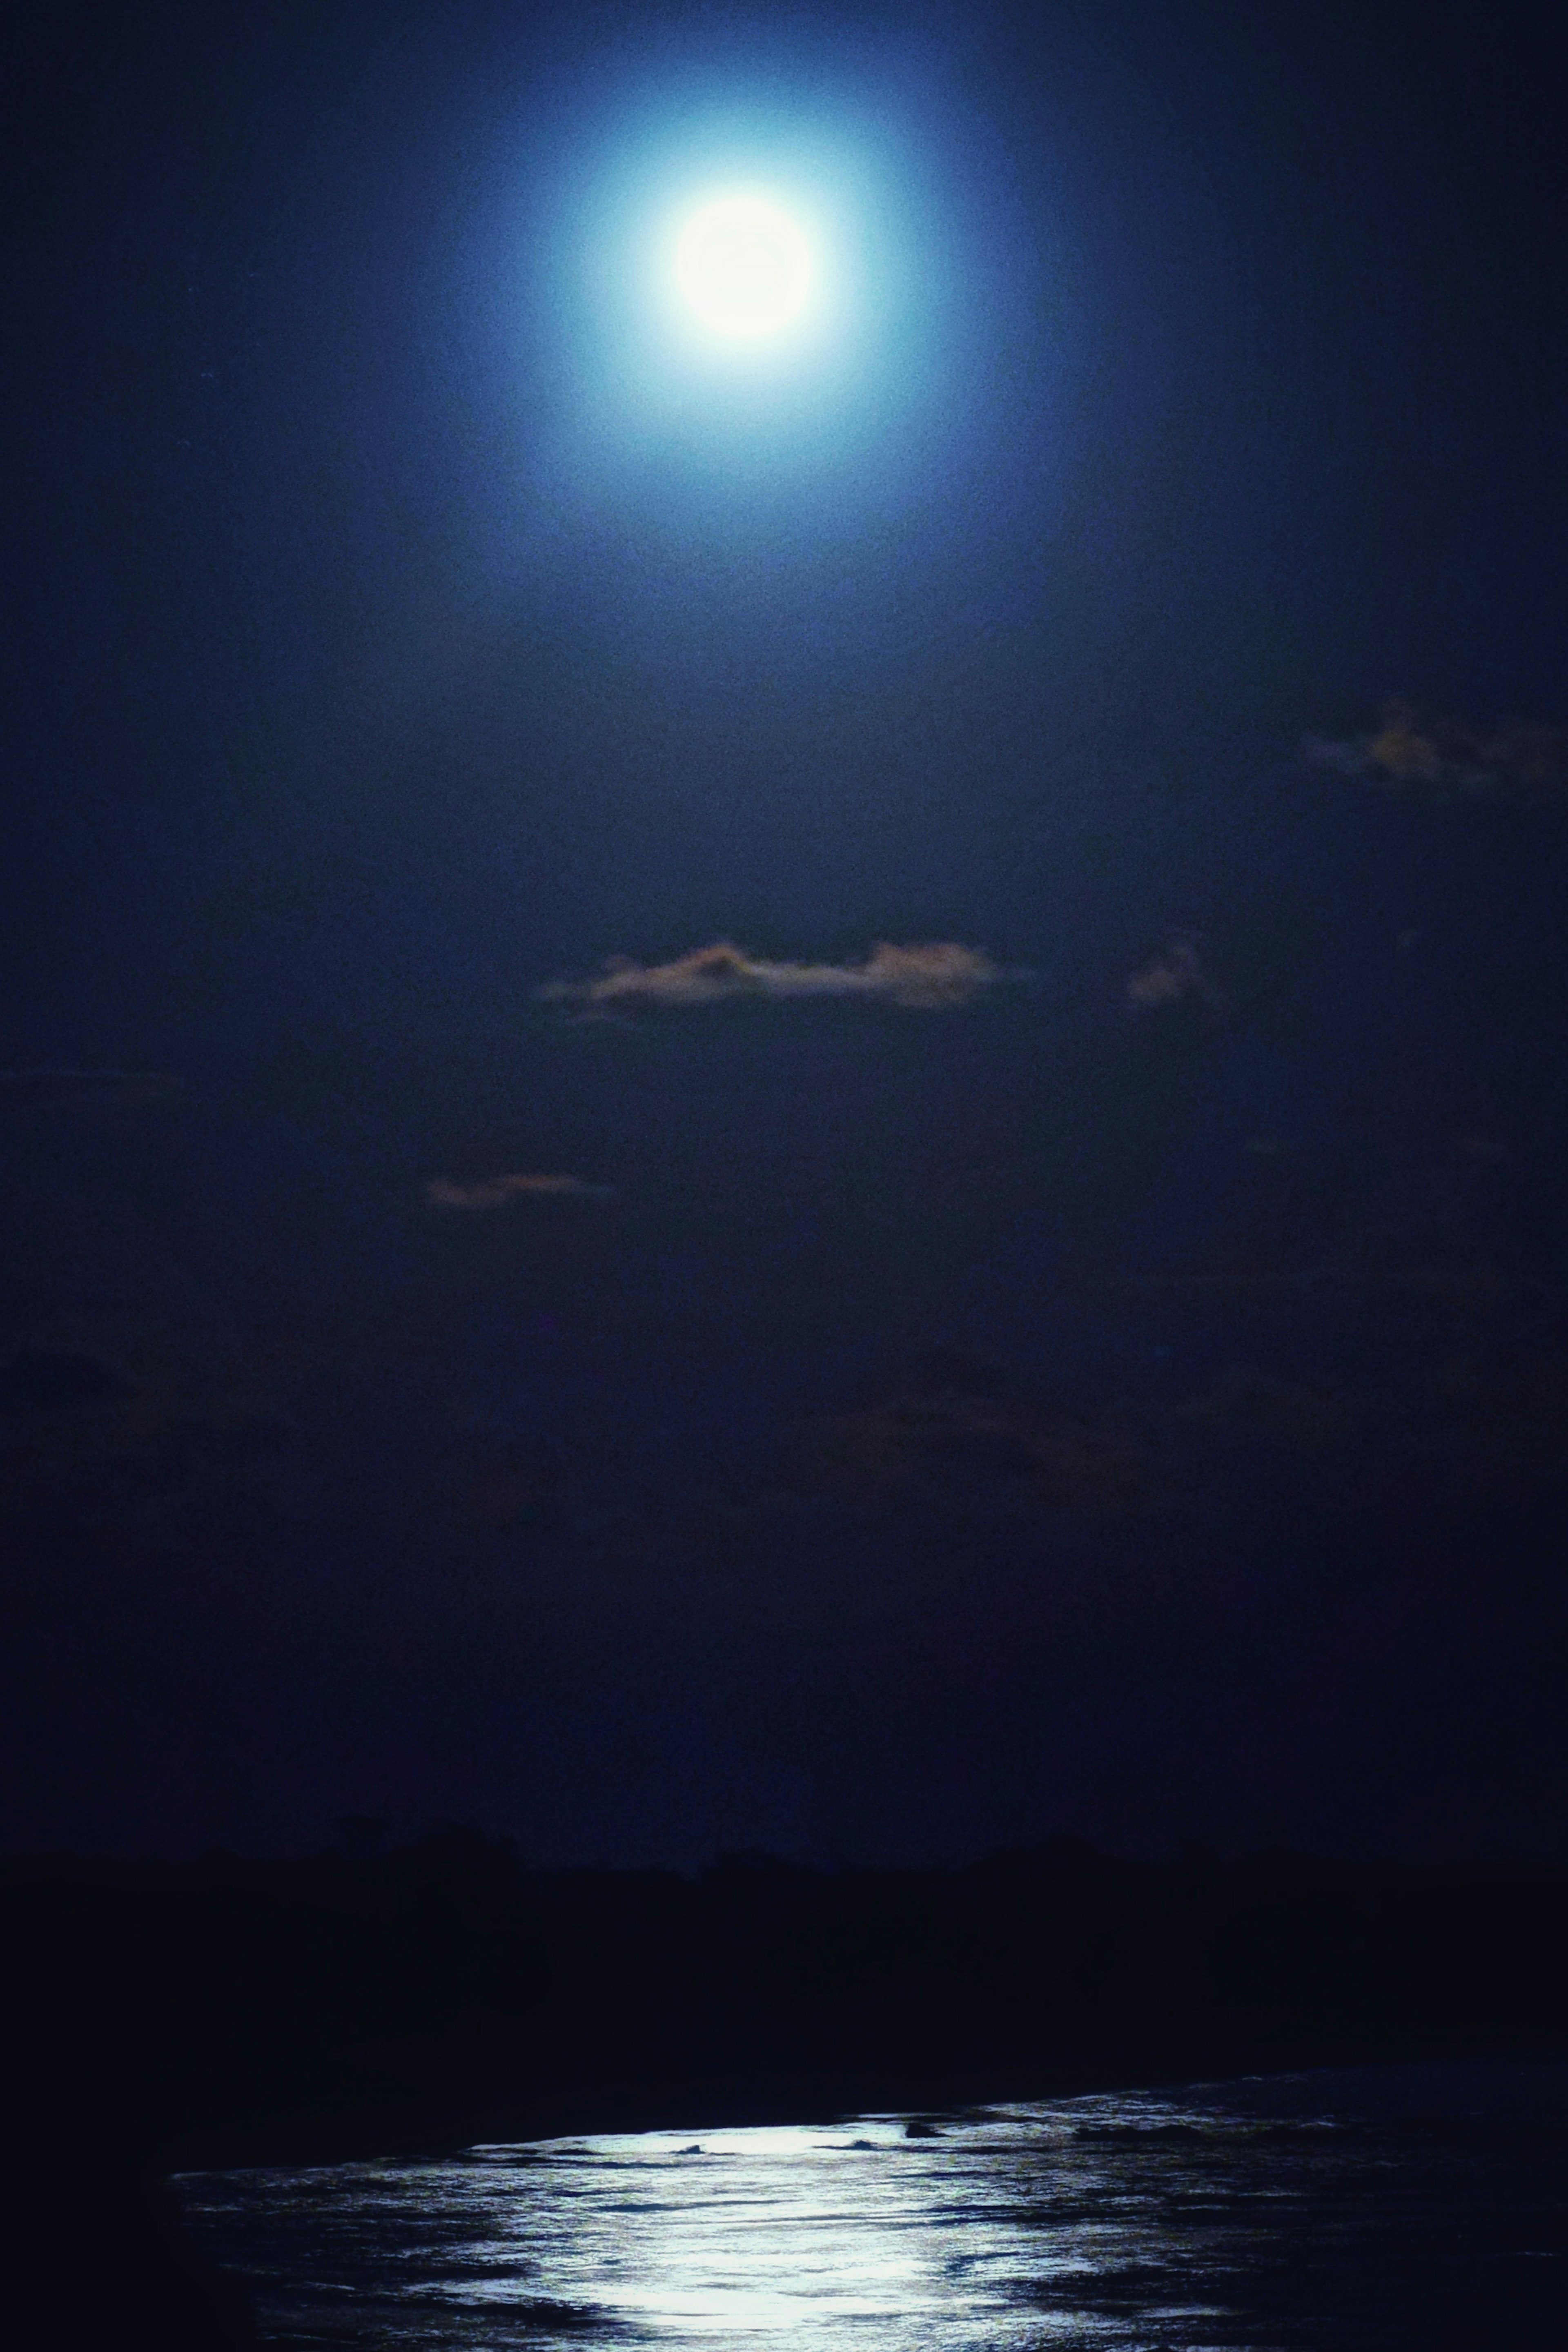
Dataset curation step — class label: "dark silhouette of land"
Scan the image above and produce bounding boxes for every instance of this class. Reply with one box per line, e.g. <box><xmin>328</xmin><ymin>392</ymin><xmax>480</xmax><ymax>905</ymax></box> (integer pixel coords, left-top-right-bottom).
<box><xmin>7</xmin><ymin>1830</ymin><xmax>1566</xmax><ymax>2343</ymax></box>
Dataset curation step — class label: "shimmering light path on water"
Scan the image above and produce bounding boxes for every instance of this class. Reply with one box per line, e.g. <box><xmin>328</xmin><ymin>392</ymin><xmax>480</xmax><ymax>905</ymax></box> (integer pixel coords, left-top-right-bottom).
<box><xmin>176</xmin><ymin>2065</ymin><xmax>1566</xmax><ymax>2349</ymax></box>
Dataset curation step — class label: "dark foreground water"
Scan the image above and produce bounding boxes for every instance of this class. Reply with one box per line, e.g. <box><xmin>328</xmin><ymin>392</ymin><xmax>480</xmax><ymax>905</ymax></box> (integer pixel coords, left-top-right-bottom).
<box><xmin>175</xmin><ymin>2064</ymin><xmax>1567</xmax><ymax>2350</ymax></box>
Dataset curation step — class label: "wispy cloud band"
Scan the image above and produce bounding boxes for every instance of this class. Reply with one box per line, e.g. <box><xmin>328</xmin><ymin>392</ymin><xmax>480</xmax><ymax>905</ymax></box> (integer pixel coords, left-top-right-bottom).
<box><xmin>540</xmin><ymin>941</ymin><xmax>1002</xmax><ymax>1013</ymax></box>
<box><xmin>426</xmin><ymin>1175</ymin><xmax>613</xmax><ymax>1209</ymax></box>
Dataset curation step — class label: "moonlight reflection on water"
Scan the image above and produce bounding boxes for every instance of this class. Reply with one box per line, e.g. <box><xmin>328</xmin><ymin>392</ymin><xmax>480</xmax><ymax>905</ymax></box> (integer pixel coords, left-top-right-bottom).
<box><xmin>176</xmin><ymin>2066</ymin><xmax>1566</xmax><ymax>2350</ymax></box>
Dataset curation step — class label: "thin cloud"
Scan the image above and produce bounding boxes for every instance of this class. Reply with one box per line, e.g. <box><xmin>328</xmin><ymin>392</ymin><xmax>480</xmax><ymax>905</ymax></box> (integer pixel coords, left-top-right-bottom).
<box><xmin>1118</xmin><ymin>1253</ymin><xmax>1507</xmax><ymax>1312</ymax></box>
<box><xmin>1125</xmin><ymin>937</ymin><xmax>1224</xmax><ymax>1011</ymax></box>
<box><xmin>540</xmin><ymin>940</ymin><xmax>1001</xmax><ymax>1013</ymax></box>
<box><xmin>0</xmin><ymin>1316</ymin><xmax>287</xmax><ymax>1537</ymax></box>
<box><xmin>1437</xmin><ymin>1321</ymin><xmax>1568</xmax><ymax>1492</ymax></box>
<box><xmin>426</xmin><ymin>1175</ymin><xmax>613</xmax><ymax>1209</ymax></box>
<box><xmin>0</xmin><ymin>1068</ymin><xmax>183</xmax><ymax>1111</ymax></box>
<box><xmin>782</xmin><ymin>1352</ymin><xmax>1156</xmax><ymax>1517</ymax></box>
<box><xmin>1308</xmin><ymin>701</ymin><xmax>1568</xmax><ymax>803</ymax></box>
<box><xmin>1172</xmin><ymin>1365</ymin><xmax>1346</xmax><ymax>1451</ymax></box>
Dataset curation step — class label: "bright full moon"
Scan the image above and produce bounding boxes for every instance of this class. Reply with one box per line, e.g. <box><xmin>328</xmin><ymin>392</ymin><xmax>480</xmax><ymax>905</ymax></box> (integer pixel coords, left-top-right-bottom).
<box><xmin>674</xmin><ymin>195</ymin><xmax>814</xmax><ymax>339</ymax></box>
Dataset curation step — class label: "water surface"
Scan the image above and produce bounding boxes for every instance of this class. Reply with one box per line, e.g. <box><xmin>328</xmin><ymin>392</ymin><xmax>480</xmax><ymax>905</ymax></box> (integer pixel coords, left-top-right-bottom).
<box><xmin>176</xmin><ymin>2062</ymin><xmax>1567</xmax><ymax>2349</ymax></box>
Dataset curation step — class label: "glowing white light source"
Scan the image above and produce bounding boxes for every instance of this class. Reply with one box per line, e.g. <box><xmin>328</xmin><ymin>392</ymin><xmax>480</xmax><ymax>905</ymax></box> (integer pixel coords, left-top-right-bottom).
<box><xmin>674</xmin><ymin>194</ymin><xmax>814</xmax><ymax>339</ymax></box>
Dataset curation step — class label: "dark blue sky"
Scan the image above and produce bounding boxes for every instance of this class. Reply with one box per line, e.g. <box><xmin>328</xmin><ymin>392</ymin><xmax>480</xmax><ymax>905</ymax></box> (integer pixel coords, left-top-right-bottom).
<box><xmin>11</xmin><ymin>0</ymin><xmax>1566</xmax><ymax>1048</ymax></box>
<box><xmin>3</xmin><ymin>0</ymin><xmax>1566</xmax><ymax>1866</ymax></box>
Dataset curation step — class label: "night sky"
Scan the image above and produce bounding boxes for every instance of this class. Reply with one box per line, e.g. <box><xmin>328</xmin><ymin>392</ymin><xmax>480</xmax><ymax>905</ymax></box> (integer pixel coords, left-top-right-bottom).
<box><xmin>4</xmin><ymin>0</ymin><xmax>1566</xmax><ymax>1870</ymax></box>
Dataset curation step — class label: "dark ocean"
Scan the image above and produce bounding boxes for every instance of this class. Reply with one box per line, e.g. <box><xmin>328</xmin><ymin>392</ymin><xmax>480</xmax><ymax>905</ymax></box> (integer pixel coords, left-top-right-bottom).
<box><xmin>174</xmin><ymin>2062</ymin><xmax>1567</xmax><ymax>2350</ymax></box>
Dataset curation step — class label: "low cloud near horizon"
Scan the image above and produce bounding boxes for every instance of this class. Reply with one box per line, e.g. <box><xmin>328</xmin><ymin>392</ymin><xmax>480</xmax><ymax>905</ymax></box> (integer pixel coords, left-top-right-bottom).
<box><xmin>540</xmin><ymin>941</ymin><xmax>1002</xmax><ymax>1013</ymax></box>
